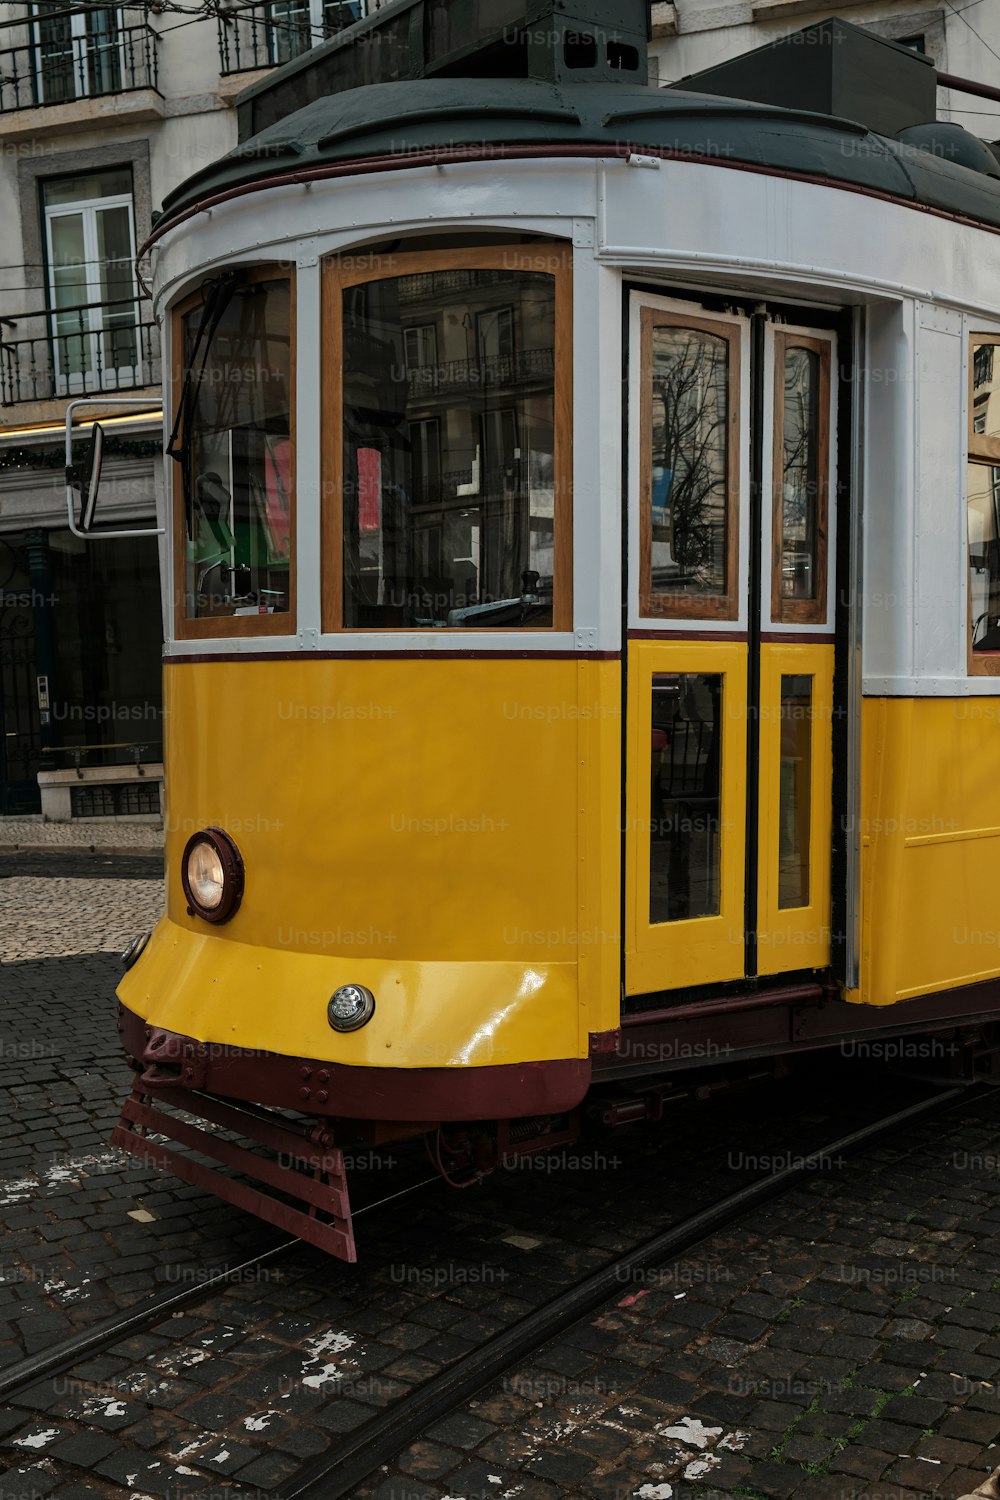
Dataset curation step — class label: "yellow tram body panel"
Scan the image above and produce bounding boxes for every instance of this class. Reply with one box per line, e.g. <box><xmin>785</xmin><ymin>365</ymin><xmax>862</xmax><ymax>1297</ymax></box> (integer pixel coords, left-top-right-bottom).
<box><xmin>856</xmin><ymin>696</ymin><xmax>1000</xmax><ymax>1007</ymax></box>
<box><xmin>119</xmin><ymin>655</ymin><xmax>622</xmax><ymax>1066</ymax></box>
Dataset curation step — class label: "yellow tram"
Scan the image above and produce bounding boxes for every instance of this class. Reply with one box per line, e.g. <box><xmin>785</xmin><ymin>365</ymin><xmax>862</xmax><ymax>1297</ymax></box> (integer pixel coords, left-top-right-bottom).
<box><xmin>77</xmin><ymin>1</ymin><xmax>1000</xmax><ymax>1258</ymax></box>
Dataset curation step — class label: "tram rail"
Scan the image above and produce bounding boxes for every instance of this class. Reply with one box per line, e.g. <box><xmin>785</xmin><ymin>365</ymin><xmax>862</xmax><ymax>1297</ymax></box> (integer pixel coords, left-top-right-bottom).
<box><xmin>3</xmin><ymin>1080</ymin><xmax>976</xmax><ymax>1491</ymax></box>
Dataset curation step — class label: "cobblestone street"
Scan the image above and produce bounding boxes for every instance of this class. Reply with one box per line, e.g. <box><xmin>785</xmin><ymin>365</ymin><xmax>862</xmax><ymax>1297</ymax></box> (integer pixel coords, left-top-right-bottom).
<box><xmin>3</xmin><ymin>856</ymin><xmax>1000</xmax><ymax>1500</ymax></box>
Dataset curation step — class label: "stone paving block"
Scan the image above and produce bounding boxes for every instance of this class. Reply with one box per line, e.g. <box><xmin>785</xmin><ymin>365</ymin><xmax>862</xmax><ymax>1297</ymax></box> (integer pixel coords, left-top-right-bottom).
<box><xmin>828</xmin><ymin>1443</ymin><xmax>894</xmax><ymax>1479</ymax></box>
<box><xmin>916</xmin><ymin>1433</ymin><xmax>990</xmax><ymax>1466</ymax></box>
<box><xmin>47</xmin><ymin>1431</ymin><xmax>120</xmax><ymax>1468</ymax></box>
<box><xmin>94</xmin><ymin>1450</ymin><xmax>208</xmax><ymax>1495</ymax></box>
<box><xmin>229</xmin><ymin>1451</ymin><xmax>301</xmax><ymax>1489</ymax></box>
<box><xmin>0</xmin><ymin>1465</ymin><xmax>61</xmax><ymax>1500</ymax></box>
<box><xmin>941</xmin><ymin>1408</ymin><xmax>1000</xmax><ymax>1445</ymax></box>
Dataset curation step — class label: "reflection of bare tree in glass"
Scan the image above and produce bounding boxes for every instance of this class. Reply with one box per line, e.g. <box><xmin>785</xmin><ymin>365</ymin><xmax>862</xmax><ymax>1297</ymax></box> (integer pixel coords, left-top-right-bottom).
<box><xmin>651</xmin><ymin>330</ymin><xmax>728</xmax><ymax>592</ymax></box>
<box><xmin>780</xmin><ymin>349</ymin><xmax>817</xmax><ymax>599</ymax></box>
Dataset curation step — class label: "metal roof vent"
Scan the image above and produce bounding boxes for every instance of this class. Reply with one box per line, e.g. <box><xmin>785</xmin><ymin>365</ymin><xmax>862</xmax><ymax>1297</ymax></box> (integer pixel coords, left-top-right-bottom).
<box><xmin>669</xmin><ymin>18</ymin><xmax>936</xmax><ymax>141</ymax></box>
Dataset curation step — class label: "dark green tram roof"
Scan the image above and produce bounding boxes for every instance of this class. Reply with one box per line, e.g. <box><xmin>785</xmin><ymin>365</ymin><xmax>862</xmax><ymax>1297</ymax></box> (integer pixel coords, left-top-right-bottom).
<box><xmin>159</xmin><ymin>73</ymin><xmax>1000</xmax><ymax>231</ymax></box>
<box><xmin>157</xmin><ymin>7</ymin><xmax>1000</xmax><ymax>234</ymax></box>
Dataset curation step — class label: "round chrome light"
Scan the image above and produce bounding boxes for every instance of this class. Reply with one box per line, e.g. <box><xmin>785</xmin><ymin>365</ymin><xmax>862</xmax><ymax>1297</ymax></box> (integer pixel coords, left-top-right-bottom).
<box><xmin>328</xmin><ymin>984</ymin><xmax>376</xmax><ymax>1033</ymax></box>
<box><xmin>121</xmin><ymin>931</ymin><xmax>150</xmax><ymax>971</ymax></box>
<box><xmin>181</xmin><ymin>827</ymin><xmax>244</xmax><ymax>924</ymax></box>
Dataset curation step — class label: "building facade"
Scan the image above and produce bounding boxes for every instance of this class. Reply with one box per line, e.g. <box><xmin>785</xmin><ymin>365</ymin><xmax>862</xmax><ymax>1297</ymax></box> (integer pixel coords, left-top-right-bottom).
<box><xmin>0</xmin><ymin>0</ymin><xmax>378</xmax><ymax>813</ymax></box>
<box><xmin>1</xmin><ymin>0</ymin><xmax>997</xmax><ymax>814</ymax></box>
<box><xmin>650</xmin><ymin>0</ymin><xmax>1000</xmax><ymax>128</ymax></box>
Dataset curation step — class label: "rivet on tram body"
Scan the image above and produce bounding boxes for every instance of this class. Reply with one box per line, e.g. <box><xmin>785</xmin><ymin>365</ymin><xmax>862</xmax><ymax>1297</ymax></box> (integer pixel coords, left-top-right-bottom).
<box><xmin>319</xmin><ymin>1070</ymin><xmax>329</xmax><ymax>1083</ymax></box>
<box><xmin>317</xmin><ymin>1090</ymin><xmax>328</xmax><ymax>1103</ymax></box>
<box><xmin>299</xmin><ymin>1086</ymin><xmax>311</xmax><ymax>1100</ymax></box>
<box><xmin>300</xmin><ymin>1066</ymin><xmax>312</xmax><ymax>1079</ymax></box>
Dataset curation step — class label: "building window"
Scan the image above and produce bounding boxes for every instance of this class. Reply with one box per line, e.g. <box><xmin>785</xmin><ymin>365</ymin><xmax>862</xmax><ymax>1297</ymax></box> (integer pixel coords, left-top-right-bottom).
<box><xmin>967</xmin><ymin>335</ymin><xmax>1000</xmax><ymax>674</ymax></box>
<box><xmin>404</xmin><ymin>324</ymin><xmax>438</xmax><ymax>371</ymax></box>
<box><xmin>325</xmin><ymin>246</ymin><xmax>572</xmax><ymax>631</ymax></box>
<box><xmin>42</xmin><ymin>169</ymin><xmax>139</xmax><ymax>396</ymax></box>
<box><xmin>171</xmin><ymin>270</ymin><xmax>294</xmax><ymax>638</ymax></box>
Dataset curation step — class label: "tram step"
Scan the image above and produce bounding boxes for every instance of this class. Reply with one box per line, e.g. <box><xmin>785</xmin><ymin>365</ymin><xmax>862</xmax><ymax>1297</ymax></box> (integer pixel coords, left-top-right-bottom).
<box><xmin>110</xmin><ymin>1083</ymin><xmax>356</xmax><ymax>1261</ymax></box>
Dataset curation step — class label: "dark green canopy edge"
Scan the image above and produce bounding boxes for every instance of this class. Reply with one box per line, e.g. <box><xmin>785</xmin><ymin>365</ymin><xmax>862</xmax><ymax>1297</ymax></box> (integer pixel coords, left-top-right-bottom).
<box><xmin>158</xmin><ymin>76</ymin><xmax>1000</xmax><ymax>233</ymax></box>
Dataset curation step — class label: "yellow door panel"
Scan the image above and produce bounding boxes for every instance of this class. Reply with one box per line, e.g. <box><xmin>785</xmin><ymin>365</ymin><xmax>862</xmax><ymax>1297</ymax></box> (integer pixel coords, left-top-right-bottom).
<box><xmin>625</xmin><ymin>640</ymin><xmax>748</xmax><ymax>994</ymax></box>
<box><xmin>756</xmin><ymin>642</ymin><xmax>834</xmax><ymax>976</ymax></box>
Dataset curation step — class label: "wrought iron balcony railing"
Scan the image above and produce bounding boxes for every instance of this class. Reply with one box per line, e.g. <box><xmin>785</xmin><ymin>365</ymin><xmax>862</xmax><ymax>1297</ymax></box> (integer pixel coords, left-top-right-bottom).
<box><xmin>217</xmin><ymin>0</ymin><xmax>382</xmax><ymax>76</ymax></box>
<box><xmin>0</xmin><ymin>25</ymin><xmax>159</xmax><ymax>113</ymax></box>
<box><xmin>1</xmin><ymin>298</ymin><xmax>160</xmax><ymax>406</ymax></box>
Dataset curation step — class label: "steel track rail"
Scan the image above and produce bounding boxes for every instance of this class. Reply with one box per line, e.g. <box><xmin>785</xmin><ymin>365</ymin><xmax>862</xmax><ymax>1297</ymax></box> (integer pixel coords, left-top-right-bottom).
<box><xmin>275</xmin><ymin>1084</ymin><xmax>981</xmax><ymax>1500</ymax></box>
<box><xmin>0</xmin><ymin>1174</ymin><xmax>439</xmax><ymax>1403</ymax></box>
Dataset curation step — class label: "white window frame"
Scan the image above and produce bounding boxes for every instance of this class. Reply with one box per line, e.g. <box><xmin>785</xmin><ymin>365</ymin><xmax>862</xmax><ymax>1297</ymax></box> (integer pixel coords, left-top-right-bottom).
<box><xmin>44</xmin><ymin>181</ymin><xmax>140</xmax><ymax>397</ymax></box>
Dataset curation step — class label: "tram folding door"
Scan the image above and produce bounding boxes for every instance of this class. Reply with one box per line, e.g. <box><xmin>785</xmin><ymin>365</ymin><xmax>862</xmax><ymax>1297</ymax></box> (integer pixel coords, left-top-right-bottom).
<box><xmin>625</xmin><ymin>293</ymin><xmax>837</xmax><ymax>996</ymax></box>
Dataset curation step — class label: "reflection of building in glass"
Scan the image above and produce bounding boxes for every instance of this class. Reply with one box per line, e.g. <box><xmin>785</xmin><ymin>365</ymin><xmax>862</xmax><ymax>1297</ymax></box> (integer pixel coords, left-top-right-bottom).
<box><xmin>342</xmin><ymin>266</ymin><xmax>557</xmax><ymax>628</ymax></box>
<box><xmin>969</xmin><ymin>342</ymin><xmax>1000</xmax><ymax>655</ymax></box>
<box><xmin>968</xmin><ymin>461</ymin><xmax>1000</xmax><ymax>649</ymax></box>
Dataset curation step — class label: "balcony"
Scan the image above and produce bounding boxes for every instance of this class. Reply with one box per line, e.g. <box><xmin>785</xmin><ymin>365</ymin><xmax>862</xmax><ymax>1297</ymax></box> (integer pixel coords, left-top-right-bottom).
<box><xmin>0</xmin><ymin>25</ymin><xmax>162</xmax><ymax>139</ymax></box>
<box><xmin>1</xmin><ymin>298</ymin><xmax>161</xmax><ymax>407</ymax></box>
<box><xmin>217</xmin><ymin>0</ymin><xmax>383</xmax><ymax>76</ymax></box>
<box><xmin>0</xmin><ymin>25</ymin><xmax>159</xmax><ymax>112</ymax></box>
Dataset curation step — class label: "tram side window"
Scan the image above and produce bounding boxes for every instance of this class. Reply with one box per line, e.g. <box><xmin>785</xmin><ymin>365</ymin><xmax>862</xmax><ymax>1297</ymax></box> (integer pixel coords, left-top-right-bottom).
<box><xmin>968</xmin><ymin>337</ymin><xmax>1000</xmax><ymax>673</ymax></box>
<box><xmin>640</xmin><ymin>310</ymin><xmax>740</xmax><ymax>621</ymax></box>
<box><xmin>172</xmin><ymin>273</ymin><xmax>293</xmax><ymax>629</ymax></box>
<box><xmin>336</xmin><ymin>258</ymin><xmax>565</xmax><ymax>629</ymax></box>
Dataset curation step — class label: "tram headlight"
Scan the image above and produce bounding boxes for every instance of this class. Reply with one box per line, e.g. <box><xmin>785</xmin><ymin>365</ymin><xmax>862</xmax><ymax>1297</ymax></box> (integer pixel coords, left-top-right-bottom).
<box><xmin>181</xmin><ymin>827</ymin><xmax>244</xmax><ymax>924</ymax></box>
<box><xmin>328</xmin><ymin>984</ymin><xmax>376</xmax><ymax>1033</ymax></box>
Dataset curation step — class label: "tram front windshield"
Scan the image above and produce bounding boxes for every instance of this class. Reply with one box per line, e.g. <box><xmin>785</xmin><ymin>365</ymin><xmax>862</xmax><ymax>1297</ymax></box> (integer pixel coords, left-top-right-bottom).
<box><xmin>174</xmin><ymin>275</ymin><xmax>292</xmax><ymax>622</ymax></box>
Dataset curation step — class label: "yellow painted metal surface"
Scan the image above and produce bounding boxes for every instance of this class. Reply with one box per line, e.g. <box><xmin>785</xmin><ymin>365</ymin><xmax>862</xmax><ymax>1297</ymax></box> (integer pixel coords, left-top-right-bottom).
<box><xmin>756</xmin><ymin>642</ymin><xmax>834</xmax><ymax>976</ymax></box>
<box><xmin>858</xmin><ymin>695</ymin><xmax>1000</xmax><ymax>1004</ymax></box>
<box><xmin>625</xmin><ymin>639</ymin><xmax>748</xmax><ymax>994</ymax></box>
<box><xmin>119</xmin><ymin>656</ymin><xmax>621</xmax><ymax>1065</ymax></box>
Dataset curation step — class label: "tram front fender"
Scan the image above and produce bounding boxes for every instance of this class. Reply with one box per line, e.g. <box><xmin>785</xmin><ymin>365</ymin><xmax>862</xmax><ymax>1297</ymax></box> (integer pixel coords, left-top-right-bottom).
<box><xmin>118</xmin><ymin>915</ymin><xmax>585</xmax><ymax>1073</ymax></box>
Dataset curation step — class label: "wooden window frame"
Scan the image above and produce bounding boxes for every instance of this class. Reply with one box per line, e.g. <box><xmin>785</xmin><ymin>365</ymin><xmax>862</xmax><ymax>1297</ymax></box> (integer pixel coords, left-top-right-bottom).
<box><xmin>639</xmin><ymin>307</ymin><xmax>741</xmax><ymax>623</ymax></box>
<box><xmin>321</xmin><ymin>243</ymin><xmax>573</xmax><ymax>635</ymax></box>
<box><xmin>170</xmin><ymin>265</ymin><xmax>296</xmax><ymax>643</ymax></box>
<box><xmin>770</xmin><ymin>331</ymin><xmax>831</xmax><ymax>627</ymax></box>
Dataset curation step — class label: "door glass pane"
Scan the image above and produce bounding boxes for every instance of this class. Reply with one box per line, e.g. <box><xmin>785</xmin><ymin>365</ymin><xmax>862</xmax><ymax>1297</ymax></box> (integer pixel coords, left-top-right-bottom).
<box><xmin>649</xmin><ymin>672</ymin><xmax>722</xmax><ymax>924</ymax></box>
<box><xmin>778</xmin><ymin>675</ymin><xmax>812</xmax><ymax>910</ymax></box>
<box><xmin>777</xmin><ymin>347</ymin><xmax>821</xmax><ymax>605</ymax></box>
<box><xmin>34</xmin><ymin>2</ymin><xmax>76</xmax><ymax>103</ymax></box>
<box><xmin>968</xmin><ymin>461</ymin><xmax>1000</xmax><ymax>656</ymax></box>
<box><xmin>96</xmin><ymin>204</ymin><xmax>137</xmax><ymax>372</ymax></box>
<box><xmin>341</xmin><ymin>266</ymin><xmax>557</xmax><ymax>628</ymax></box>
<box><xmin>49</xmin><ymin>214</ymin><xmax>90</xmax><ymax>377</ymax></box>
<box><xmin>85</xmin><ymin>8</ymin><xmax>121</xmax><ymax>95</ymax></box>
<box><xmin>267</xmin><ymin>0</ymin><xmax>313</xmax><ymax>64</ymax></box>
<box><xmin>647</xmin><ymin>325</ymin><xmax>731</xmax><ymax>605</ymax></box>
